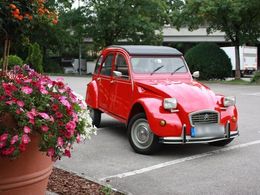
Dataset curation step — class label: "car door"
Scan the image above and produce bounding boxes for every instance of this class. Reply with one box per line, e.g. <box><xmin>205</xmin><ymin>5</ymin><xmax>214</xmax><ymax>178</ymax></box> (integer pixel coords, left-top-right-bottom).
<box><xmin>98</xmin><ymin>53</ymin><xmax>115</xmax><ymax>112</ymax></box>
<box><xmin>110</xmin><ymin>53</ymin><xmax>133</xmax><ymax>119</ymax></box>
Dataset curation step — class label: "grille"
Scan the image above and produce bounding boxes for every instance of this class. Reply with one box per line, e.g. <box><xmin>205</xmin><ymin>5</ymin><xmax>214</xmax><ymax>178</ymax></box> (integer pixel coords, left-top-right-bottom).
<box><xmin>190</xmin><ymin>111</ymin><xmax>219</xmax><ymax>125</ymax></box>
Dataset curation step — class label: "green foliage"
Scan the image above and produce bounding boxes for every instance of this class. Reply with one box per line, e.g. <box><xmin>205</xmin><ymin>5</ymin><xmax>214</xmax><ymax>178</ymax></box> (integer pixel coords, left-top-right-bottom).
<box><xmin>100</xmin><ymin>185</ymin><xmax>113</xmax><ymax>195</ymax></box>
<box><xmin>44</xmin><ymin>58</ymin><xmax>63</xmax><ymax>73</ymax></box>
<box><xmin>251</xmin><ymin>71</ymin><xmax>260</xmax><ymax>84</ymax></box>
<box><xmin>0</xmin><ymin>55</ymin><xmax>23</xmax><ymax>69</ymax></box>
<box><xmin>185</xmin><ymin>43</ymin><xmax>232</xmax><ymax>80</ymax></box>
<box><xmin>84</xmin><ymin>0</ymin><xmax>168</xmax><ymax>49</ymax></box>
<box><xmin>168</xmin><ymin>0</ymin><xmax>260</xmax><ymax>79</ymax></box>
<box><xmin>26</xmin><ymin>43</ymin><xmax>43</xmax><ymax>73</ymax></box>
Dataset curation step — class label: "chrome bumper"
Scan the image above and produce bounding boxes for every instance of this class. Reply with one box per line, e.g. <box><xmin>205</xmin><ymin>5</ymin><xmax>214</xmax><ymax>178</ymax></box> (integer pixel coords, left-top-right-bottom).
<box><xmin>159</xmin><ymin>122</ymin><xmax>239</xmax><ymax>144</ymax></box>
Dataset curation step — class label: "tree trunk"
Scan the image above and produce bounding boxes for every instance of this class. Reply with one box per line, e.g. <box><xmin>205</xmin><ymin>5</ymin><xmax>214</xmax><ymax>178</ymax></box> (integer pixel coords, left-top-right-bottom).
<box><xmin>2</xmin><ymin>39</ymin><xmax>11</xmax><ymax>73</ymax></box>
<box><xmin>234</xmin><ymin>45</ymin><xmax>241</xmax><ymax>79</ymax></box>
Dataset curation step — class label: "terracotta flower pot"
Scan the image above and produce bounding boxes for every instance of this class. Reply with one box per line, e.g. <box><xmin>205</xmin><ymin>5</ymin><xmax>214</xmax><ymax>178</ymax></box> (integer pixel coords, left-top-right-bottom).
<box><xmin>0</xmin><ymin>135</ymin><xmax>53</xmax><ymax>195</ymax></box>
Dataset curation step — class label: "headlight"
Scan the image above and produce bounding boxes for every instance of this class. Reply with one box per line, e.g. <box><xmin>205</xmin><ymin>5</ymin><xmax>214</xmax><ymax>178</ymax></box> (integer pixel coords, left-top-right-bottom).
<box><xmin>223</xmin><ymin>96</ymin><xmax>236</xmax><ymax>107</ymax></box>
<box><xmin>163</xmin><ymin>98</ymin><xmax>177</xmax><ymax>110</ymax></box>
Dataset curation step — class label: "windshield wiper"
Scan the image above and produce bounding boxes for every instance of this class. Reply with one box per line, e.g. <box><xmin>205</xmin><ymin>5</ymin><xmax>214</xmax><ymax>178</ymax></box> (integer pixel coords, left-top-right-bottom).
<box><xmin>171</xmin><ymin>65</ymin><xmax>184</xmax><ymax>75</ymax></box>
<box><xmin>151</xmin><ymin>65</ymin><xmax>164</xmax><ymax>75</ymax></box>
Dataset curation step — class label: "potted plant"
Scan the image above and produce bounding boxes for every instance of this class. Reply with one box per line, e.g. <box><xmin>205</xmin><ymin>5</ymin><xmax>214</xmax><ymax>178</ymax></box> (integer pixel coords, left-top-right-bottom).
<box><xmin>0</xmin><ymin>65</ymin><xmax>95</xmax><ymax>194</ymax></box>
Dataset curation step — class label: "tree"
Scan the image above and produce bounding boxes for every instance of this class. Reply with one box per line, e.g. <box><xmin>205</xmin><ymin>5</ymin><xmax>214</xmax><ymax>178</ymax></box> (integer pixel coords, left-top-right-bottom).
<box><xmin>0</xmin><ymin>0</ymin><xmax>59</xmax><ymax>72</ymax></box>
<box><xmin>84</xmin><ymin>0</ymin><xmax>168</xmax><ymax>49</ymax></box>
<box><xmin>168</xmin><ymin>0</ymin><xmax>260</xmax><ymax>79</ymax></box>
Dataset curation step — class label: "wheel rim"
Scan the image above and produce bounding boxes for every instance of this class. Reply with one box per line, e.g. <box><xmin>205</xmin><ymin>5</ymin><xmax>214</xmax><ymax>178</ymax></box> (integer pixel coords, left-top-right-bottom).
<box><xmin>131</xmin><ymin>118</ymin><xmax>154</xmax><ymax>150</ymax></box>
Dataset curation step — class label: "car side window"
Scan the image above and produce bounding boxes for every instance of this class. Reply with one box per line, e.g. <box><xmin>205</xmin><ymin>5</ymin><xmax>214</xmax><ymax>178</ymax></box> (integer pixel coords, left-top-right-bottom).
<box><xmin>115</xmin><ymin>54</ymin><xmax>129</xmax><ymax>79</ymax></box>
<box><xmin>94</xmin><ymin>55</ymin><xmax>103</xmax><ymax>74</ymax></box>
<box><xmin>100</xmin><ymin>54</ymin><xmax>114</xmax><ymax>76</ymax></box>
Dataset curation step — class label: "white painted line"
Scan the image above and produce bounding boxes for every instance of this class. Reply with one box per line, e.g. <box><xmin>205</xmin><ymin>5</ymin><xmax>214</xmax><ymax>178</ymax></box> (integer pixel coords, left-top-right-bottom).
<box><xmin>243</xmin><ymin>92</ymin><xmax>260</xmax><ymax>96</ymax></box>
<box><xmin>100</xmin><ymin>140</ymin><xmax>260</xmax><ymax>181</ymax></box>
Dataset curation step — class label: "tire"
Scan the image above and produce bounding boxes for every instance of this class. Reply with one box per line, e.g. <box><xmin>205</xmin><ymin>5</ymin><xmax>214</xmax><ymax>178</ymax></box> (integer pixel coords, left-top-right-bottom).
<box><xmin>209</xmin><ymin>138</ymin><xmax>234</xmax><ymax>146</ymax></box>
<box><xmin>88</xmin><ymin>107</ymin><xmax>101</xmax><ymax>128</ymax></box>
<box><xmin>128</xmin><ymin>113</ymin><xmax>160</xmax><ymax>154</ymax></box>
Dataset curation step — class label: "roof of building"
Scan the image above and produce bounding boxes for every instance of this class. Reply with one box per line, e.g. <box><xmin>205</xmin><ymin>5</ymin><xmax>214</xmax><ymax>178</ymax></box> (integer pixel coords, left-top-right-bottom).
<box><xmin>109</xmin><ymin>45</ymin><xmax>182</xmax><ymax>56</ymax></box>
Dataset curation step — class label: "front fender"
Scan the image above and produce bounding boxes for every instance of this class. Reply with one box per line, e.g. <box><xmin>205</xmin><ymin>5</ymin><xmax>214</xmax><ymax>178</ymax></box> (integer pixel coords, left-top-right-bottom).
<box><xmin>85</xmin><ymin>80</ymin><xmax>98</xmax><ymax>109</ymax></box>
<box><xmin>135</xmin><ymin>98</ymin><xmax>183</xmax><ymax>137</ymax></box>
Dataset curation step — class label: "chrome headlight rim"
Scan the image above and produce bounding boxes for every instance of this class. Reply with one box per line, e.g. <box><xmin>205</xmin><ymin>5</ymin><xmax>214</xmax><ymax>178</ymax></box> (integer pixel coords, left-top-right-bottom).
<box><xmin>223</xmin><ymin>96</ymin><xmax>236</xmax><ymax>107</ymax></box>
<box><xmin>163</xmin><ymin>98</ymin><xmax>178</xmax><ymax>110</ymax></box>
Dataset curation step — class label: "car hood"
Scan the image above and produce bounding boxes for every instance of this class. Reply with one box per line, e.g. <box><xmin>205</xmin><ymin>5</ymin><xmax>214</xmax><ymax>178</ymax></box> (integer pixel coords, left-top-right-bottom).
<box><xmin>135</xmin><ymin>80</ymin><xmax>219</xmax><ymax>113</ymax></box>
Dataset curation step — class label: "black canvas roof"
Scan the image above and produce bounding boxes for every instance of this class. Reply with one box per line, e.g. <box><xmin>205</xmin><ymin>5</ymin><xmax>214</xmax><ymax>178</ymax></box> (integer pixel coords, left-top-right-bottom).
<box><xmin>110</xmin><ymin>45</ymin><xmax>182</xmax><ymax>56</ymax></box>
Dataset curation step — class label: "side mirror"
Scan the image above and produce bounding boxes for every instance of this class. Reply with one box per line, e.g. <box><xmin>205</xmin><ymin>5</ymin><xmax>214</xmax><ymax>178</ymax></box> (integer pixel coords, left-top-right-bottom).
<box><xmin>192</xmin><ymin>71</ymin><xmax>200</xmax><ymax>78</ymax></box>
<box><xmin>113</xmin><ymin>70</ymin><xmax>122</xmax><ymax>77</ymax></box>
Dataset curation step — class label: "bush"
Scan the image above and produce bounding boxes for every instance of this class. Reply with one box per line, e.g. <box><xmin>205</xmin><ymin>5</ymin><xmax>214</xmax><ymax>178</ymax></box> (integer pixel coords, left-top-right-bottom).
<box><xmin>44</xmin><ymin>58</ymin><xmax>63</xmax><ymax>73</ymax></box>
<box><xmin>26</xmin><ymin>43</ymin><xmax>43</xmax><ymax>73</ymax></box>
<box><xmin>251</xmin><ymin>71</ymin><xmax>260</xmax><ymax>84</ymax></box>
<box><xmin>185</xmin><ymin>43</ymin><xmax>232</xmax><ymax>80</ymax></box>
<box><xmin>0</xmin><ymin>55</ymin><xmax>23</xmax><ymax>69</ymax></box>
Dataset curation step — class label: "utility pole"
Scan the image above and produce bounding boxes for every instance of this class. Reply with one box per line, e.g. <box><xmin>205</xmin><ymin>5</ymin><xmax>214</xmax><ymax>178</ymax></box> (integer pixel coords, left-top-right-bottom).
<box><xmin>78</xmin><ymin>0</ymin><xmax>82</xmax><ymax>75</ymax></box>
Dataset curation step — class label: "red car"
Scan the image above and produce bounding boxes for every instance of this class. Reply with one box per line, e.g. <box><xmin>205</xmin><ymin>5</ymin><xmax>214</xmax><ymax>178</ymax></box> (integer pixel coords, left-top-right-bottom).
<box><xmin>86</xmin><ymin>45</ymin><xmax>239</xmax><ymax>154</ymax></box>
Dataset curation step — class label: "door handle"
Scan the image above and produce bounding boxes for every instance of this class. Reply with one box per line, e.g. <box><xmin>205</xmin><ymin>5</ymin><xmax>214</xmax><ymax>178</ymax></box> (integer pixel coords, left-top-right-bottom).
<box><xmin>97</xmin><ymin>78</ymin><xmax>101</xmax><ymax>81</ymax></box>
<box><xmin>110</xmin><ymin>80</ymin><xmax>115</xmax><ymax>84</ymax></box>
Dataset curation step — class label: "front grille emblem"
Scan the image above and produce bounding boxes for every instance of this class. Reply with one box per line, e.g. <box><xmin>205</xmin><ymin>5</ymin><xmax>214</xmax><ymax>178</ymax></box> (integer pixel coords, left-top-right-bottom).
<box><xmin>204</xmin><ymin>114</ymin><xmax>209</xmax><ymax>121</ymax></box>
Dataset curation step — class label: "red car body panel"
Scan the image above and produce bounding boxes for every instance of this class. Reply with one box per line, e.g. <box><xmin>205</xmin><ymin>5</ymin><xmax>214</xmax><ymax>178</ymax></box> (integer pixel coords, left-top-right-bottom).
<box><xmin>86</xmin><ymin>45</ymin><xmax>238</xmax><ymax>142</ymax></box>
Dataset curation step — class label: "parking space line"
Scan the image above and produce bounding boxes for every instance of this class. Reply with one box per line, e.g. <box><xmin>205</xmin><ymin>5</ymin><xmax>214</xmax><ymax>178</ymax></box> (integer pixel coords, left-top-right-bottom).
<box><xmin>100</xmin><ymin>140</ymin><xmax>260</xmax><ymax>181</ymax></box>
<box><xmin>243</xmin><ymin>92</ymin><xmax>260</xmax><ymax>96</ymax></box>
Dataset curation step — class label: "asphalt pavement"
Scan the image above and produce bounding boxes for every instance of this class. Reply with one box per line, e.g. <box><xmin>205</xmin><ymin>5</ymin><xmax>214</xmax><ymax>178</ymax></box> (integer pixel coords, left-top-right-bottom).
<box><xmin>51</xmin><ymin>76</ymin><xmax>260</xmax><ymax>195</ymax></box>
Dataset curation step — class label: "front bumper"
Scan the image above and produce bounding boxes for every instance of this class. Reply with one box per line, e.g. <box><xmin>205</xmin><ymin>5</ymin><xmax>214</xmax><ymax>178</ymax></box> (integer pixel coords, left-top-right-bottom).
<box><xmin>159</xmin><ymin>122</ymin><xmax>239</xmax><ymax>144</ymax></box>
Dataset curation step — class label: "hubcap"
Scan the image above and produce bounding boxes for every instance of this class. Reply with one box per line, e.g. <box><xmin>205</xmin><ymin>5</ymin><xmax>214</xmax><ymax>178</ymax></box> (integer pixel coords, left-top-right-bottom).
<box><xmin>131</xmin><ymin>118</ymin><xmax>154</xmax><ymax>149</ymax></box>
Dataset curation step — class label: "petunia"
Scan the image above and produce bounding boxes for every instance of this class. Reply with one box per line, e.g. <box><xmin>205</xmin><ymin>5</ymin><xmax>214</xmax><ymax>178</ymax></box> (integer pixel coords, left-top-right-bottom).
<box><xmin>21</xmin><ymin>86</ymin><xmax>33</xmax><ymax>94</ymax></box>
<box><xmin>57</xmin><ymin>137</ymin><xmax>64</xmax><ymax>146</ymax></box>
<box><xmin>23</xmin><ymin>126</ymin><xmax>31</xmax><ymax>133</ymax></box>
<box><xmin>47</xmin><ymin>148</ymin><xmax>55</xmax><ymax>157</ymax></box>
<box><xmin>21</xmin><ymin>134</ymin><xmax>31</xmax><ymax>144</ymax></box>
<box><xmin>0</xmin><ymin>133</ymin><xmax>8</xmax><ymax>142</ymax></box>
<box><xmin>11</xmin><ymin>135</ymin><xmax>19</xmax><ymax>145</ymax></box>
<box><xmin>38</xmin><ymin>112</ymin><xmax>50</xmax><ymax>120</ymax></box>
<box><xmin>64</xmin><ymin>149</ymin><xmax>71</xmax><ymax>158</ymax></box>
<box><xmin>16</xmin><ymin>100</ymin><xmax>25</xmax><ymax>107</ymax></box>
<box><xmin>41</xmin><ymin>126</ymin><xmax>49</xmax><ymax>132</ymax></box>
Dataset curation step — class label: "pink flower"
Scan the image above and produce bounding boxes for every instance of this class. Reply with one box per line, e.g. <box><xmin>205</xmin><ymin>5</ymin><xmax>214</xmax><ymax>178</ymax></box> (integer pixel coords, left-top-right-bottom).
<box><xmin>55</xmin><ymin>112</ymin><xmax>63</xmax><ymax>118</ymax></box>
<box><xmin>47</xmin><ymin>148</ymin><xmax>55</xmax><ymax>157</ymax></box>
<box><xmin>2</xmin><ymin>146</ymin><xmax>15</xmax><ymax>155</ymax></box>
<box><xmin>52</xmin><ymin>104</ymin><xmax>59</xmax><ymax>111</ymax></box>
<box><xmin>17</xmin><ymin>100</ymin><xmax>25</xmax><ymax>107</ymax></box>
<box><xmin>19</xmin><ymin>143</ymin><xmax>26</xmax><ymax>152</ymax></box>
<box><xmin>6</xmin><ymin>100</ymin><xmax>15</xmax><ymax>105</ymax></box>
<box><xmin>64</xmin><ymin>149</ymin><xmax>71</xmax><ymax>158</ymax></box>
<box><xmin>21</xmin><ymin>86</ymin><xmax>33</xmax><ymax>94</ymax></box>
<box><xmin>21</xmin><ymin>134</ymin><xmax>31</xmax><ymax>144</ymax></box>
<box><xmin>2</xmin><ymin>83</ymin><xmax>17</xmax><ymax>96</ymax></box>
<box><xmin>0</xmin><ymin>133</ymin><xmax>8</xmax><ymax>142</ymax></box>
<box><xmin>29</xmin><ymin>119</ymin><xmax>35</xmax><ymax>125</ymax></box>
<box><xmin>65</xmin><ymin>121</ymin><xmax>76</xmax><ymax>131</ymax></box>
<box><xmin>59</xmin><ymin>97</ymin><xmax>71</xmax><ymax>109</ymax></box>
<box><xmin>27</xmin><ymin>108</ymin><xmax>37</xmax><ymax>119</ymax></box>
<box><xmin>41</xmin><ymin>126</ymin><xmax>49</xmax><ymax>132</ymax></box>
<box><xmin>40</xmin><ymin>86</ymin><xmax>48</xmax><ymax>94</ymax></box>
<box><xmin>11</xmin><ymin>135</ymin><xmax>19</xmax><ymax>145</ymax></box>
<box><xmin>23</xmin><ymin>126</ymin><xmax>31</xmax><ymax>133</ymax></box>
<box><xmin>38</xmin><ymin>112</ymin><xmax>50</xmax><ymax>120</ymax></box>
<box><xmin>0</xmin><ymin>142</ymin><xmax>6</xmax><ymax>148</ymax></box>
<box><xmin>57</xmin><ymin>137</ymin><xmax>64</xmax><ymax>146</ymax></box>
<box><xmin>76</xmin><ymin>134</ymin><xmax>81</xmax><ymax>143</ymax></box>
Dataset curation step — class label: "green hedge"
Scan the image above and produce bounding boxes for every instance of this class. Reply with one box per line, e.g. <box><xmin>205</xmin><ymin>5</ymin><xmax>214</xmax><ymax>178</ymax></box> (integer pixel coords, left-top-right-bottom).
<box><xmin>251</xmin><ymin>71</ymin><xmax>260</xmax><ymax>84</ymax></box>
<box><xmin>185</xmin><ymin>43</ymin><xmax>232</xmax><ymax>80</ymax></box>
<box><xmin>0</xmin><ymin>55</ymin><xmax>23</xmax><ymax>69</ymax></box>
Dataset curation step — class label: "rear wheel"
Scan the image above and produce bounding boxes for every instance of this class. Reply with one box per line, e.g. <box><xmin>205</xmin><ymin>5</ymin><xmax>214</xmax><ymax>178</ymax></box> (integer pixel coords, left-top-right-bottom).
<box><xmin>88</xmin><ymin>107</ymin><xmax>101</xmax><ymax>128</ymax></box>
<box><xmin>209</xmin><ymin>138</ymin><xmax>234</xmax><ymax>146</ymax></box>
<box><xmin>128</xmin><ymin>113</ymin><xmax>160</xmax><ymax>154</ymax></box>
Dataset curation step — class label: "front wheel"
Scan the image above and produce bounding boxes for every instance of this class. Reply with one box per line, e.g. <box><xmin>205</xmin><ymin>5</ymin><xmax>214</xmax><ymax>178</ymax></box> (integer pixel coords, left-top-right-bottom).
<box><xmin>128</xmin><ymin>113</ymin><xmax>160</xmax><ymax>154</ymax></box>
<box><xmin>88</xmin><ymin>107</ymin><xmax>101</xmax><ymax>128</ymax></box>
<box><xmin>209</xmin><ymin>138</ymin><xmax>234</xmax><ymax>146</ymax></box>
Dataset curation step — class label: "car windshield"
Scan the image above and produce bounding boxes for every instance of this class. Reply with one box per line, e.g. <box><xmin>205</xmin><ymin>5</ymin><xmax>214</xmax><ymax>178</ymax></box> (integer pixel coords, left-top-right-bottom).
<box><xmin>131</xmin><ymin>56</ymin><xmax>187</xmax><ymax>74</ymax></box>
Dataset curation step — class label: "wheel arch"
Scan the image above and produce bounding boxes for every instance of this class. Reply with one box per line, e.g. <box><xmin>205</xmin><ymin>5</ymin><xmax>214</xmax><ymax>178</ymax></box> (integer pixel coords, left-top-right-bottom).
<box><xmin>86</xmin><ymin>80</ymin><xmax>99</xmax><ymax>108</ymax></box>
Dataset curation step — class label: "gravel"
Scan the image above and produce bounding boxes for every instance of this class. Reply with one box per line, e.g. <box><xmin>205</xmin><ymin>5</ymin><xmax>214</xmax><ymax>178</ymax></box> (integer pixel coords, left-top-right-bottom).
<box><xmin>47</xmin><ymin>167</ymin><xmax>124</xmax><ymax>195</ymax></box>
